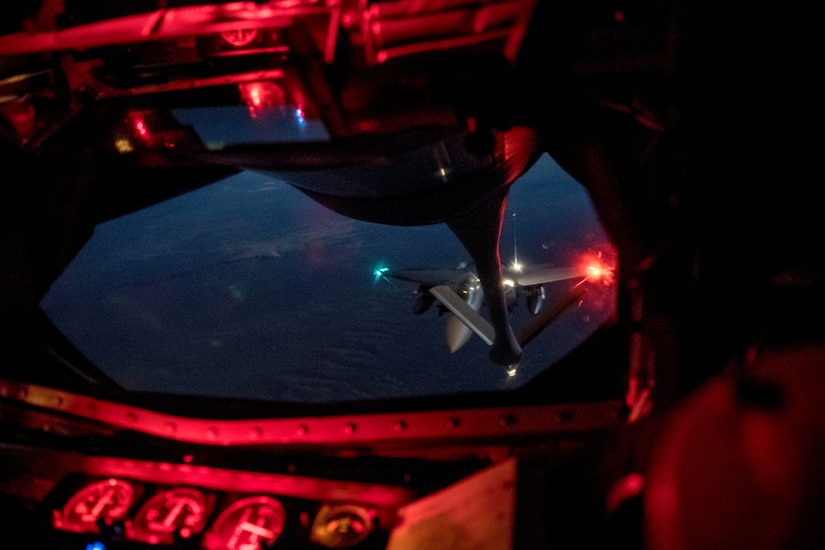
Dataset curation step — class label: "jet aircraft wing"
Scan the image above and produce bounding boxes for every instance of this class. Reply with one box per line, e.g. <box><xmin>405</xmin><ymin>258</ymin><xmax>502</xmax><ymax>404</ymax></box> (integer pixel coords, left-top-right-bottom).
<box><xmin>386</xmin><ymin>268</ymin><xmax>470</xmax><ymax>288</ymax></box>
<box><xmin>384</xmin><ymin>263</ymin><xmax>585</xmax><ymax>358</ymax></box>
<box><xmin>509</xmin><ymin>266</ymin><xmax>581</xmax><ymax>287</ymax></box>
<box><xmin>388</xmin><ymin>265</ymin><xmax>581</xmax><ymax>289</ymax></box>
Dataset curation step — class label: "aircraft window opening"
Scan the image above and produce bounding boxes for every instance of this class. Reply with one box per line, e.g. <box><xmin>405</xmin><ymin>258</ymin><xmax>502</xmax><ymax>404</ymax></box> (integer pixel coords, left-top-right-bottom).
<box><xmin>40</xmin><ymin>154</ymin><xmax>616</xmax><ymax>403</ymax></box>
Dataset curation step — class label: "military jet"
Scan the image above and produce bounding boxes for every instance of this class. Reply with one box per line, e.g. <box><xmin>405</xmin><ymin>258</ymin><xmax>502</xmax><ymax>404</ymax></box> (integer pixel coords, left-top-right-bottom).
<box><xmin>381</xmin><ymin>261</ymin><xmax>585</xmax><ymax>359</ymax></box>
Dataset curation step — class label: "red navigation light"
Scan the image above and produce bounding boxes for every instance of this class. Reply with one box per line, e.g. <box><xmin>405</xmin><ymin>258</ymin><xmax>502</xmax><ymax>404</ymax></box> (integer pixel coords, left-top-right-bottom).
<box><xmin>587</xmin><ymin>265</ymin><xmax>608</xmax><ymax>279</ymax></box>
<box><xmin>578</xmin><ymin>250</ymin><xmax>616</xmax><ymax>285</ymax></box>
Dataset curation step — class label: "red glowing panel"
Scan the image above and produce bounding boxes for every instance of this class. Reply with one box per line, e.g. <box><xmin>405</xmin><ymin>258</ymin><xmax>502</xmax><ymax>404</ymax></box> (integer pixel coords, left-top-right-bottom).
<box><xmin>130</xmin><ymin>487</ymin><xmax>212</xmax><ymax>544</ymax></box>
<box><xmin>204</xmin><ymin>496</ymin><xmax>286</xmax><ymax>550</ymax></box>
<box><xmin>53</xmin><ymin>478</ymin><xmax>136</xmax><ymax>533</ymax></box>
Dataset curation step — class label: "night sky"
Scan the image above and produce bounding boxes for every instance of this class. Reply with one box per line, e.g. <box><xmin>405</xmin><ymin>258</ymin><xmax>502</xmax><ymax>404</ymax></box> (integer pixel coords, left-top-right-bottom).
<box><xmin>41</xmin><ymin>154</ymin><xmax>615</xmax><ymax>403</ymax></box>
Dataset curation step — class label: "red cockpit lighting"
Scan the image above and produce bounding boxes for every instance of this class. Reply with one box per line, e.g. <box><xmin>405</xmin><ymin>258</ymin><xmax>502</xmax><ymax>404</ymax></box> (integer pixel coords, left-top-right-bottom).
<box><xmin>134</xmin><ymin>119</ymin><xmax>148</xmax><ymax>137</ymax></box>
<box><xmin>124</xmin><ymin>110</ymin><xmax>194</xmax><ymax>150</ymax></box>
<box><xmin>1</xmin><ymin>100</ymin><xmax>36</xmax><ymax>142</ymax></box>
<box><xmin>239</xmin><ymin>81</ymin><xmax>286</xmax><ymax>117</ymax></box>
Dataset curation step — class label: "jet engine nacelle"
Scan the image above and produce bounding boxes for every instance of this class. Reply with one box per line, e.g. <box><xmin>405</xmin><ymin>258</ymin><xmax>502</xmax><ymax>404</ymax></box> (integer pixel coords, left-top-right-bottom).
<box><xmin>413</xmin><ymin>285</ymin><xmax>435</xmax><ymax>314</ymax></box>
<box><xmin>524</xmin><ymin>284</ymin><xmax>546</xmax><ymax>316</ymax></box>
<box><xmin>456</xmin><ymin>274</ymin><xmax>483</xmax><ymax>306</ymax></box>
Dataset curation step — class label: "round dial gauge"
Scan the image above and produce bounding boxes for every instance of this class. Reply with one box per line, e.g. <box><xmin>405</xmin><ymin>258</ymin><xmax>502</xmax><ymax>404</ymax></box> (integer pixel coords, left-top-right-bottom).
<box><xmin>130</xmin><ymin>487</ymin><xmax>211</xmax><ymax>544</ymax></box>
<box><xmin>56</xmin><ymin>478</ymin><xmax>136</xmax><ymax>533</ymax></box>
<box><xmin>221</xmin><ymin>28</ymin><xmax>258</xmax><ymax>47</ymax></box>
<box><xmin>204</xmin><ymin>496</ymin><xmax>286</xmax><ymax>550</ymax></box>
<box><xmin>311</xmin><ymin>504</ymin><xmax>374</xmax><ymax>549</ymax></box>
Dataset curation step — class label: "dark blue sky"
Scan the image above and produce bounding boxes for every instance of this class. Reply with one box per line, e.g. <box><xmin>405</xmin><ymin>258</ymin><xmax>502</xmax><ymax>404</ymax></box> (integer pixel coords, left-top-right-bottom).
<box><xmin>41</xmin><ymin>154</ymin><xmax>615</xmax><ymax>403</ymax></box>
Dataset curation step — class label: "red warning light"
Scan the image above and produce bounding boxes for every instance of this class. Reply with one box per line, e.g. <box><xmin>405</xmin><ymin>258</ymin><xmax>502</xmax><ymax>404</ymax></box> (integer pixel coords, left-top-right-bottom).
<box><xmin>134</xmin><ymin>119</ymin><xmax>148</xmax><ymax>137</ymax></box>
<box><xmin>128</xmin><ymin>112</ymin><xmax>152</xmax><ymax>142</ymax></box>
